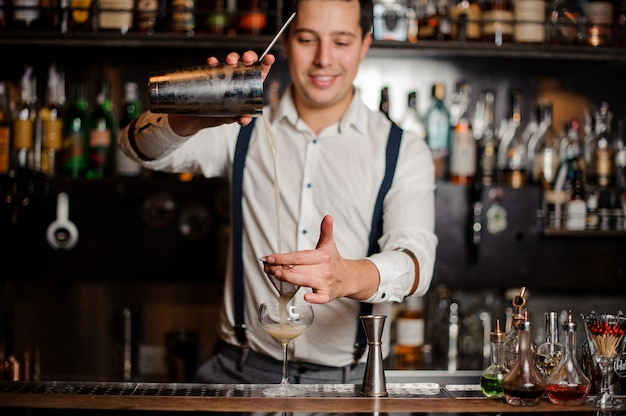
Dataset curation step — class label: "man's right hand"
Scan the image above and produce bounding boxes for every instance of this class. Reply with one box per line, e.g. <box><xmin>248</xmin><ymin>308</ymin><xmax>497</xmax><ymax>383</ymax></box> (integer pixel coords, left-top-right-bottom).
<box><xmin>168</xmin><ymin>50</ymin><xmax>276</xmax><ymax>136</ymax></box>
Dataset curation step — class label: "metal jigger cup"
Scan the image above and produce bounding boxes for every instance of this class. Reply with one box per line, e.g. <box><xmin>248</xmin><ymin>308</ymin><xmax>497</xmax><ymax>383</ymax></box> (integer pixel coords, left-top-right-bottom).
<box><xmin>148</xmin><ymin>62</ymin><xmax>263</xmax><ymax>117</ymax></box>
<box><xmin>360</xmin><ymin>314</ymin><xmax>388</xmax><ymax>397</ymax></box>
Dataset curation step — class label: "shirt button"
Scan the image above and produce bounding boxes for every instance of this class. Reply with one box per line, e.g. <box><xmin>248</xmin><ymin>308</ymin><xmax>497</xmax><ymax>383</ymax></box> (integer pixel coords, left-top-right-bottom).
<box><xmin>306</xmin><ymin>183</ymin><xmax>312</xmax><ymax>188</ymax></box>
<box><xmin>381</xmin><ymin>293</ymin><xmax>386</xmax><ymax>299</ymax></box>
<box><xmin>312</xmin><ymin>139</ymin><xmax>317</xmax><ymax>144</ymax></box>
<box><xmin>302</xmin><ymin>229</ymin><xmax>308</xmax><ymax>235</ymax></box>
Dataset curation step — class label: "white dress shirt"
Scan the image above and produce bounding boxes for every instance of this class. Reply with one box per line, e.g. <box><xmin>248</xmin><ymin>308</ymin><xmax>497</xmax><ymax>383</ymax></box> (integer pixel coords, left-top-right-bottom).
<box><xmin>119</xmin><ymin>87</ymin><xmax>438</xmax><ymax>367</ymax></box>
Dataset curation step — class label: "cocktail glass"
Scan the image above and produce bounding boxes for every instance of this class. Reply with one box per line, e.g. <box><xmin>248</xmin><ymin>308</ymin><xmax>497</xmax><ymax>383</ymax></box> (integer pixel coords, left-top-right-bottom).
<box><xmin>258</xmin><ymin>302</ymin><xmax>314</xmax><ymax>396</ymax></box>
<box><xmin>582</xmin><ymin>312</ymin><xmax>626</xmax><ymax>409</ymax></box>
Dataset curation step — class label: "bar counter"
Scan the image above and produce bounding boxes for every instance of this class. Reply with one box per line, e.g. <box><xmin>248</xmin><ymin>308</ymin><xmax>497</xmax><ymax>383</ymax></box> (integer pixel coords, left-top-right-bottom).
<box><xmin>1</xmin><ymin>378</ymin><xmax>620</xmax><ymax>414</ymax></box>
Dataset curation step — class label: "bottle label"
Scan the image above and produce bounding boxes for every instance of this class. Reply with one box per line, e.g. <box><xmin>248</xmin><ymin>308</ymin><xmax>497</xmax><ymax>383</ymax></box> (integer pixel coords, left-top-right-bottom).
<box><xmin>136</xmin><ymin>0</ymin><xmax>159</xmax><ymax>32</ymax></box>
<box><xmin>170</xmin><ymin>0</ymin><xmax>196</xmax><ymax>31</ymax></box>
<box><xmin>0</xmin><ymin>126</ymin><xmax>9</xmax><ymax>173</ymax></box>
<box><xmin>514</xmin><ymin>0</ymin><xmax>546</xmax><ymax>42</ymax></box>
<box><xmin>13</xmin><ymin>120</ymin><xmax>34</xmax><ymax>149</ymax></box>
<box><xmin>449</xmin><ymin>5</ymin><xmax>482</xmax><ymax>40</ymax></box>
<box><xmin>396</xmin><ymin>317</ymin><xmax>425</xmax><ymax>346</ymax></box>
<box><xmin>373</xmin><ymin>2</ymin><xmax>408</xmax><ymax>41</ymax></box>
<box><xmin>99</xmin><ymin>0</ymin><xmax>134</xmax><ymax>30</ymax></box>
<box><xmin>43</xmin><ymin>119</ymin><xmax>64</xmax><ymax>150</ymax></box>
<box><xmin>90</xmin><ymin>128</ymin><xmax>111</xmax><ymax>147</ymax></box>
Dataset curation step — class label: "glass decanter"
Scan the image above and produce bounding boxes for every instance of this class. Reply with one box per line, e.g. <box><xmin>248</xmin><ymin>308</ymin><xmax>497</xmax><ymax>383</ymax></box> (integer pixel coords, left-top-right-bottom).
<box><xmin>481</xmin><ymin>319</ymin><xmax>509</xmax><ymax>398</ymax></box>
<box><xmin>546</xmin><ymin>311</ymin><xmax>591</xmax><ymax>405</ymax></box>
<box><xmin>502</xmin><ymin>313</ymin><xmax>547</xmax><ymax>406</ymax></box>
<box><xmin>535</xmin><ymin>311</ymin><xmax>563</xmax><ymax>378</ymax></box>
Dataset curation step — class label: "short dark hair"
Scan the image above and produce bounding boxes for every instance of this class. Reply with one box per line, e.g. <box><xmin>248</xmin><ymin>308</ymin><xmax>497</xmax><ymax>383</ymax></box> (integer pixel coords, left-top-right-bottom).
<box><xmin>282</xmin><ymin>0</ymin><xmax>374</xmax><ymax>39</ymax></box>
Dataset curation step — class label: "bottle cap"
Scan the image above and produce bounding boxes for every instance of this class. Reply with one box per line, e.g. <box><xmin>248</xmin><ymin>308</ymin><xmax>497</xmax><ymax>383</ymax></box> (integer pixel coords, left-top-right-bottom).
<box><xmin>491</xmin><ymin>319</ymin><xmax>505</xmax><ymax>343</ymax></box>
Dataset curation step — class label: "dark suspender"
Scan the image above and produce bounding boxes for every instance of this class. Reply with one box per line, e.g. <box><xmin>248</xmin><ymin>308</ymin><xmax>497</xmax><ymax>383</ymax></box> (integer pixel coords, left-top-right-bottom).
<box><xmin>232</xmin><ymin>119</ymin><xmax>403</xmax><ymax>365</ymax></box>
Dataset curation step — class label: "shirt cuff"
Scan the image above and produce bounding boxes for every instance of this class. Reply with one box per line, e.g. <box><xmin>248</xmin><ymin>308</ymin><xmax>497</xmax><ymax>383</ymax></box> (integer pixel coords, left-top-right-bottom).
<box><xmin>364</xmin><ymin>250</ymin><xmax>414</xmax><ymax>303</ymax></box>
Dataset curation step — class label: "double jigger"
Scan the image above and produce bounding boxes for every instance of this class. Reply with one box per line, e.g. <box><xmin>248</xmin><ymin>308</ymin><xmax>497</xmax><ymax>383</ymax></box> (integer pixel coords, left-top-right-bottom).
<box><xmin>360</xmin><ymin>314</ymin><xmax>388</xmax><ymax>397</ymax></box>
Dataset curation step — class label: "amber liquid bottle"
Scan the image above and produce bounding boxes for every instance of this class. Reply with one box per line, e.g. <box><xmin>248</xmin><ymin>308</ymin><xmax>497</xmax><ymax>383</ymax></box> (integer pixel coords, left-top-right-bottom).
<box><xmin>394</xmin><ymin>296</ymin><xmax>425</xmax><ymax>369</ymax></box>
<box><xmin>482</xmin><ymin>0</ymin><xmax>514</xmax><ymax>45</ymax></box>
<box><xmin>236</xmin><ymin>0</ymin><xmax>266</xmax><ymax>35</ymax></box>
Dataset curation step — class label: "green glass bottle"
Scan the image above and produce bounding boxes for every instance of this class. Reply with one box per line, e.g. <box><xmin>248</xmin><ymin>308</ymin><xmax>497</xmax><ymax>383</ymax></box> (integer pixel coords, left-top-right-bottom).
<box><xmin>62</xmin><ymin>80</ymin><xmax>90</xmax><ymax>178</ymax></box>
<box><xmin>87</xmin><ymin>78</ymin><xmax>117</xmax><ymax>179</ymax></box>
<box><xmin>481</xmin><ymin>319</ymin><xmax>509</xmax><ymax>398</ymax></box>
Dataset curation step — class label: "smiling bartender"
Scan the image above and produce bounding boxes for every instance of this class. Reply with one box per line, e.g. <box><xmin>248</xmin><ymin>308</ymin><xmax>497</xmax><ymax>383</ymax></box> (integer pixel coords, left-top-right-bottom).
<box><xmin>118</xmin><ymin>0</ymin><xmax>437</xmax><ymax>384</ymax></box>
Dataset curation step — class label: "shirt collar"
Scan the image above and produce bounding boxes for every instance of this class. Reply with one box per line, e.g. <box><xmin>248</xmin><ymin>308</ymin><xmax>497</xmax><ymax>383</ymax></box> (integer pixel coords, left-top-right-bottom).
<box><xmin>271</xmin><ymin>85</ymin><xmax>369</xmax><ymax>138</ymax></box>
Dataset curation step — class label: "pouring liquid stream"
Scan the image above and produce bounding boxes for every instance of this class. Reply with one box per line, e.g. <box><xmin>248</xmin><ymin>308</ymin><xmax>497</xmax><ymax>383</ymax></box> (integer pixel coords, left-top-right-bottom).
<box><xmin>261</xmin><ymin>115</ymin><xmax>299</xmax><ymax>324</ymax></box>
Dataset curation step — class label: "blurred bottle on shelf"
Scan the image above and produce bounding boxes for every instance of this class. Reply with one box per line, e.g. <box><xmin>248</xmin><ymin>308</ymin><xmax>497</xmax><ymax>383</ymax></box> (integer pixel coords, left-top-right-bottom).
<box><xmin>11</xmin><ymin>66</ymin><xmax>37</xmax><ymax>171</ymax></box>
<box><xmin>394</xmin><ymin>296</ymin><xmax>425</xmax><ymax>369</ymax></box>
<box><xmin>514</xmin><ymin>0</ymin><xmax>546</xmax><ymax>44</ymax></box>
<box><xmin>415</xmin><ymin>0</ymin><xmax>438</xmax><ymax>40</ymax></box>
<box><xmin>546</xmin><ymin>0</ymin><xmax>585</xmax><ymax>44</ymax></box>
<box><xmin>529</xmin><ymin>102</ymin><xmax>561</xmax><ymax>188</ymax></box>
<box><xmin>236</xmin><ymin>0</ymin><xmax>266</xmax><ymax>35</ymax></box>
<box><xmin>40</xmin><ymin>63</ymin><xmax>65</xmax><ymax>177</ymax></box>
<box><xmin>565</xmin><ymin>164</ymin><xmax>587</xmax><ymax>230</ymax></box>
<box><xmin>116</xmin><ymin>82</ymin><xmax>143</xmax><ymax>177</ymax></box>
<box><xmin>584</xmin><ymin>0</ymin><xmax>614</xmax><ymax>46</ymax></box>
<box><xmin>12</xmin><ymin>0</ymin><xmax>40</xmax><ymax>30</ymax></box>
<box><xmin>98</xmin><ymin>0</ymin><xmax>134</xmax><ymax>33</ymax></box>
<box><xmin>62</xmin><ymin>80</ymin><xmax>89</xmax><ymax>178</ymax></box>
<box><xmin>68</xmin><ymin>0</ymin><xmax>96</xmax><ymax>31</ymax></box>
<box><xmin>476</xmin><ymin>89</ymin><xmax>498</xmax><ymax>185</ymax></box>
<box><xmin>449</xmin><ymin>80</ymin><xmax>476</xmax><ymax>184</ymax></box>
<box><xmin>87</xmin><ymin>78</ymin><xmax>116</xmax><ymax>179</ymax></box>
<box><xmin>425</xmin><ymin>82</ymin><xmax>451</xmax><ymax>180</ymax></box>
<box><xmin>588</xmin><ymin>101</ymin><xmax>615</xmax><ymax>189</ymax></box>
<box><xmin>399</xmin><ymin>91</ymin><xmax>426</xmax><ymax>140</ymax></box>
<box><xmin>373</xmin><ymin>0</ymin><xmax>408</xmax><ymax>41</ymax></box>
<box><xmin>0</xmin><ymin>82</ymin><xmax>11</xmax><ymax>175</ymax></box>
<box><xmin>135</xmin><ymin>0</ymin><xmax>168</xmax><ymax>34</ymax></box>
<box><xmin>198</xmin><ymin>0</ymin><xmax>232</xmax><ymax>34</ymax></box>
<box><xmin>449</xmin><ymin>0</ymin><xmax>482</xmax><ymax>41</ymax></box>
<box><xmin>481</xmin><ymin>0</ymin><xmax>514</xmax><ymax>45</ymax></box>
<box><xmin>168</xmin><ymin>0</ymin><xmax>196</xmax><ymax>35</ymax></box>
<box><xmin>497</xmin><ymin>90</ymin><xmax>527</xmax><ymax>188</ymax></box>
<box><xmin>615</xmin><ymin>118</ymin><xmax>626</xmax><ymax>190</ymax></box>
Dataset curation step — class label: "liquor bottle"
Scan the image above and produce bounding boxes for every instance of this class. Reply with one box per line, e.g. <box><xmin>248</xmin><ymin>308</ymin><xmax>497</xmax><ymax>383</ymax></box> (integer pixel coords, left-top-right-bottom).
<box><xmin>40</xmin><ymin>64</ymin><xmax>65</xmax><ymax>177</ymax></box>
<box><xmin>435</xmin><ymin>0</ymin><xmax>452</xmax><ymax>40</ymax></box>
<box><xmin>399</xmin><ymin>91</ymin><xmax>426</xmax><ymax>141</ymax></box>
<box><xmin>497</xmin><ymin>90</ymin><xmax>527</xmax><ymax>188</ymax></box>
<box><xmin>546</xmin><ymin>0</ymin><xmax>585</xmax><ymax>44</ymax></box>
<box><xmin>416</xmin><ymin>0</ymin><xmax>438</xmax><ymax>40</ymax></box>
<box><xmin>169</xmin><ymin>0</ymin><xmax>196</xmax><ymax>35</ymax></box>
<box><xmin>199</xmin><ymin>0</ymin><xmax>231</xmax><ymax>34</ymax></box>
<box><xmin>98</xmin><ymin>0</ymin><xmax>134</xmax><ymax>33</ymax></box>
<box><xmin>481</xmin><ymin>319</ymin><xmax>509</xmax><ymax>398</ymax></box>
<box><xmin>584</xmin><ymin>0</ymin><xmax>614</xmax><ymax>46</ymax></box>
<box><xmin>449</xmin><ymin>0</ymin><xmax>483</xmax><ymax>41</ymax></box>
<box><xmin>425</xmin><ymin>83</ymin><xmax>451</xmax><ymax>181</ymax></box>
<box><xmin>62</xmin><ymin>80</ymin><xmax>89</xmax><ymax>178</ymax></box>
<box><xmin>529</xmin><ymin>102</ymin><xmax>561</xmax><ymax>187</ymax></box>
<box><xmin>565</xmin><ymin>165</ymin><xmax>587</xmax><ymax>230</ymax></box>
<box><xmin>616</xmin><ymin>0</ymin><xmax>626</xmax><ymax>47</ymax></box>
<box><xmin>449</xmin><ymin>81</ymin><xmax>476</xmax><ymax>184</ymax></box>
<box><xmin>116</xmin><ymin>82</ymin><xmax>142</xmax><ymax>176</ymax></box>
<box><xmin>588</xmin><ymin>102</ymin><xmax>615</xmax><ymax>189</ymax></box>
<box><xmin>135</xmin><ymin>0</ymin><xmax>160</xmax><ymax>33</ymax></box>
<box><xmin>476</xmin><ymin>90</ymin><xmax>498</xmax><ymax>185</ymax></box>
<box><xmin>514</xmin><ymin>0</ymin><xmax>546</xmax><ymax>44</ymax></box>
<box><xmin>11</xmin><ymin>66</ymin><xmax>37</xmax><ymax>171</ymax></box>
<box><xmin>481</xmin><ymin>0</ymin><xmax>514</xmax><ymax>45</ymax></box>
<box><xmin>0</xmin><ymin>82</ymin><xmax>11</xmax><ymax>175</ymax></box>
<box><xmin>546</xmin><ymin>311</ymin><xmax>591</xmax><ymax>405</ymax></box>
<box><xmin>534</xmin><ymin>311</ymin><xmax>563</xmax><ymax>379</ymax></box>
<box><xmin>236</xmin><ymin>0</ymin><xmax>266</xmax><ymax>35</ymax></box>
<box><xmin>87</xmin><ymin>78</ymin><xmax>116</xmax><ymax>179</ymax></box>
<box><xmin>373</xmin><ymin>0</ymin><xmax>409</xmax><ymax>41</ymax></box>
<box><xmin>502</xmin><ymin>313</ymin><xmax>547</xmax><ymax>406</ymax></box>
<box><xmin>12</xmin><ymin>0</ymin><xmax>39</xmax><ymax>29</ymax></box>
<box><xmin>394</xmin><ymin>296</ymin><xmax>425</xmax><ymax>369</ymax></box>
<box><xmin>559</xmin><ymin>119</ymin><xmax>583</xmax><ymax>169</ymax></box>
<box><xmin>68</xmin><ymin>0</ymin><xmax>95</xmax><ymax>31</ymax></box>
<box><xmin>379</xmin><ymin>86</ymin><xmax>391</xmax><ymax>121</ymax></box>
<box><xmin>406</xmin><ymin>2</ymin><xmax>418</xmax><ymax>43</ymax></box>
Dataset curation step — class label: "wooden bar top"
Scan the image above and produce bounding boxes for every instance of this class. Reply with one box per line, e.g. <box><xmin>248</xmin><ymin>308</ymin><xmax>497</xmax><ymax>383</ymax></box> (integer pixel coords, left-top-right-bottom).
<box><xmin>0</xmin><ymin>380</ymin><xmax>618</xmax><ymax>413</ymax></box>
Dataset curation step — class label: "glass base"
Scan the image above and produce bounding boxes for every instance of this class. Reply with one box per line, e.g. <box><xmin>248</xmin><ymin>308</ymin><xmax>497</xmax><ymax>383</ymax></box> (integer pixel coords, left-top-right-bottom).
<box><xmin>262</xmin><ymin>384</ymin><xmax>308</xmax><ymax>397</ymax></box>
<box><xmin>585</xmin><ymin>394</ymin><xmax>624</xmax><ymax>409</ymax></box>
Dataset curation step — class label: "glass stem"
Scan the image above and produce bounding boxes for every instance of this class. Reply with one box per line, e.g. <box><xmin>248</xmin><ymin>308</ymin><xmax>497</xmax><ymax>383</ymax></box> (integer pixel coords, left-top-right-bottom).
<box><xmin>599</xmin><ymin>359</ymin><xmax>611</xmax><ymax>400</ymax></box>
<box><xmin>281</xmin><ymin>341</ymin><xmax>289</xmax><ymax>385</ymax></box>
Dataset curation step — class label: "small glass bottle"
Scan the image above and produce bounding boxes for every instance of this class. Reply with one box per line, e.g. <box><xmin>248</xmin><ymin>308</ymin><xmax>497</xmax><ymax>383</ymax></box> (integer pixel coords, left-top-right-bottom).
<box><xmin>400</xmin><ymin>91</ymin><xmax>426</xmax><ymax>141</ymax></box>
<box><xmin>481</xmin><ymin>319</ymin><xmax>509</xmax><ymax>398</ymax></box>
<box><xmin>504</xmin><ymin>287</ymin><xmax>528</xmax><ymax>370</ymax></box>
<box><xmin>546</xmin><ymin>311</ymin><xmax>591</xmax><ymax>405</ymax></box>
<box><xmin>502</xmin><ymin>313</ymin><xmax>547</xmax><ymax>406</ymax></box>
<box><xmin>425</xmin><ymin>83</ymin><xmax>451</xmax><ymax>181</ymax></box>
<box><xmin>535</xmin><ymin>311</ymin><xmax>563</xmax><ymax>379</ymax></box>
<box><xmin>529</xmin><ymin>102</ymin><xmax>561</xmax><ymax>187</ymax></box>
<box><xmin>498</xmin><ymin>90</ymin><xmax>527</xmax><ymax>188</ymax></box>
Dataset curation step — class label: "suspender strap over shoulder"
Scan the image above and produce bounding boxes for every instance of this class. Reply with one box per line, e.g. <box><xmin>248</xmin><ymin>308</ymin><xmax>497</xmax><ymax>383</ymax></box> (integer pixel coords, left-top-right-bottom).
<box><xmin>353</xmin><ymin>122</ymin><xmax>403</xmax><ymax>366</ymax></box>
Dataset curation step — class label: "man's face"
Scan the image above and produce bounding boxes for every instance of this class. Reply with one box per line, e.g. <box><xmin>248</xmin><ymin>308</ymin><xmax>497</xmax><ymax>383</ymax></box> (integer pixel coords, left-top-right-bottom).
<box><xmin>283</xmin><ymin>0</ymin><xmax>372</xmax><ymax>117</ymax></box>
